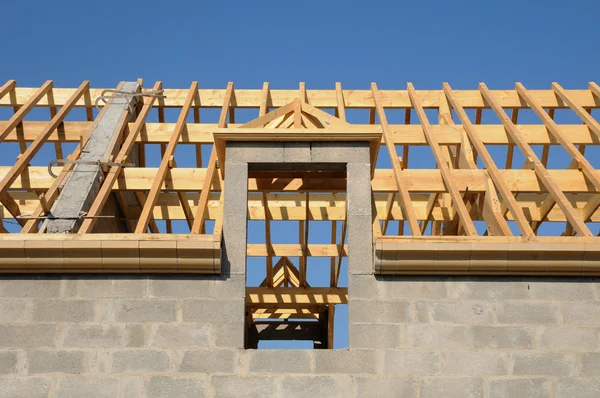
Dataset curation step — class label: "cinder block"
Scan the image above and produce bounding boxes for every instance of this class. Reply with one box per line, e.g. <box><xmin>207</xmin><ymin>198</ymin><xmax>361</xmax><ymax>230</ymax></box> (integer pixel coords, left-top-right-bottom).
<box><xmin>472</xmin><ymin>326</ymin><xmax>534</xmax><ymax>349</ymax></box>
<box><xmin>420</xmin><ymin>377</ymin><xmax>484</xmax><ymax>398</ymax></box>
<box><xmin>496</xmin><ymin>302</ymin><xmax>558</xmax><ymax>325</ymax></box>
<box><xmin>314</xmin><ymin>349</ymin><xmax>377</xmax><ymax>374</ymax></box>
<box><xmin>561</xmin><ymin>302</ymin><xmax>600</xmax><ymax>325</ymax></box>
<box><xmin>407</xmin><ymin>325</ymin><xmax>471</xmax><ymax>349</ymax></box>
<box><xmin>0</xmin><ymin>325</ymin><xmax>55</xmax><ymax>348</ymax></box>
<box><xmin>227</xmin><ymin>142</ymin><xmax>284</xmax><ymax>163</ymax></box>
<box><xmin>382</xmin><ymin>350</ymin><xmax>440</xmax><ymax>374</ymax></box>
<box><xmin>146</xmin><ymin>376</ymin><xmax>208</xmax><ymax>398</ymax></box>
<box><xmin>381</xmin><ymin>277</ymin><xmax>447</xmax><ymax>300</ymax></box>
<box><xmin>151</xmin><ymin>324</ymin><xmax>211</xmax><ymax>348</ymax></box>
<box><xmin>62</xmin><ymin>325</ymin><xmax>123</xmax><ymax>348</ymax></box>
<box><xmin>347</xmin><ymin>215</ymin><xmax>374</xmax><ymax>275</ymax></box>
<box><xmin>554</xmin><ymin>379</ymin><xmax>600</xmax><ymax>398</ymax></box>
<box><xmin>214</xmin><ymin>275</ymin><xmax>245</xmax><ymax>299</ymax></box>
<box><xmin>111</xmin><ymin>350</ymin><xmax>171</xmax><ymax>373</ymax></box>
<box><xmin>118</xmin><ymin>376</ymin><xmax>144</xmax><ymax>398</ymax></box>
<box><xmin>538</xmin><ymin>326</ymin><xmax>599</xmax><ymax>351</ymax></box>
<box><xmin>283</xmin><ymin>142</ymin><xmax>310</xmax><ymax>162</ymax></box>
<box><xmin>0</xmin><ymin>278</ymin><xmax>62</xmax><ymax>298</ymax></box>
<box><xmin>348</xmin><ymin>275</ymin><xmax>381</xmax><ymax>300</ymax></box>
<box><xmin>222</xmin><ymin>162</ymin><xmax>249</xmax><ymax>216</ymax></box>
<box><xmin>222</xmin><ymin>214</ymin><xmax>248</xmax><ymax>275</ymax></box>
<box><xmin>279</xmin><ymin>375</ymin><xmax>353</xmax><ymax>398</ymax></box>
<box><xmin>183</xmin><ymin>299</ymin><xmax>244</xmax><ymax>324</ymax></box>
<box><xmin>353</xmin><ymin>376</ymin><xmax>415</xmax><ymax>398</ymax></box>
<box><xmin>149</xmin><ymin>278</ymin><xmax>215</xmax><ymax>298</ymax></box>
<box><xmin>310</xmin><ymin>142</ymin><xmax>370</xmax><ymax>163</ymax></box>
<box><xmin>580</xmin><ymin>353</ymin><xmax>600</xmax><ymax>376</ymax></box>
<box><xmin>0</xmin><ymin>300</ymin><xmax>32</xmax><ymax>322</ymax></box>
<box><xmin>213</xmin><ymin>323</ymin><xmax>244</xmax><ymax>348</ymax></box>
<box><xmin>76</xmin><ymin>278</ymin><xmax>146</xmax><ymax>298</ymax></box>
<box><xmin>179</xmin><ymin>349</ymin><xmax>236</xmax><ymax>373</ymax></box>
<box><xmin>32</xmin><ymin>300</ymin><xmax>95</xmax><ymax>322</ymax></box>
<box><xmin>56</xmin><ymin>376</ymin><xmax>119</xmax><ymax>398</ymax></box>
<box><xmin>0</xmin><ymin>351</ymin><xmax>17</xmax><ymax>374</ymax></box>
<box><xmin>513</xmin><ymin>353</ymin><xmax>573</xmax><ymax>376</ymax></box>
<box><xmin>351</xmin><ymin>300</ymin><xmax>410</xmax><ymax>323</ymax></box>
<box><xmin>212</xmin><ymin>376</ymin><xmax>275</xmax><ymax>398</ymax></box>
<box><xmin>350</xmin><ymin>323</ymin><xmax>402</xmax><ymax>349</ymax></box>
<box><xmin>124</xmin><ymin>324</ymin><xmax>147</xmax><ymax>348</ymax></box>
<box><xmin>115</xmin><ymin>300</ymin><xmax>177</xmax><ymax>322</ymax></box>
<box><xmin>347</xmin><ymin>163</ymin><xmax>372</xmax><ymax>217</ymax></box>
<box><xmin>447</xmin><ymin>279</ymin><xmax>529</xmax><ymax>300</ymax></box>
<box><xmin>415</xmin><ymin>301</ymin><xmax>430</xmax><ymax>322</ymax></box>
<box><xmin>528</xmin><ymin>280</ymin><xmax>594</xmax><ymax>301</ymax></box>
<box><xmin>488</xmin><ymin>378</ymin><xmax>550</xmax><ymax>398</ymax></box>
<box><xmin>0</xmin><ymin>377</ymin><xmax>50</xmax><ymax>398</ymax></box>
<box><xmin>442</xmin><ymin>352</ymin><xmax>507</xmax><ymax>375</ymax></box>
<box><xmin>430</xmin><ymin>301</ymin><xmax>494</xmax><ymax>324</ymax></box>
<box><xmin>27</xmin><ymin>350</ymin><xmax>85</xmax><ymax>374</ymax></box>
<box><xmin>248</xmin><ymin>350</ymin><xmax>311</xmax><ymax>373</ymax></box>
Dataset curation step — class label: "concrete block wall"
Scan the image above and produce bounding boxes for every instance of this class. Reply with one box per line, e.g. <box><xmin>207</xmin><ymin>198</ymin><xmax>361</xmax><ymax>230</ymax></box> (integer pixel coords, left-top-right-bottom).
<box><xmin>1</xmin><ymin>276</ymin><xmax>600</xmax><ymax>397</ymax></box>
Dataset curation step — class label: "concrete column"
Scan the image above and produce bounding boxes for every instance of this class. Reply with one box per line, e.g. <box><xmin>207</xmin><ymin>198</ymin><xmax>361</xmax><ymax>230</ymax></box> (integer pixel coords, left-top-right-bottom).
<box><xmin>45</xmin><ymin>82</ymin><xmax>139</xmax><ymax>233</ymax></box>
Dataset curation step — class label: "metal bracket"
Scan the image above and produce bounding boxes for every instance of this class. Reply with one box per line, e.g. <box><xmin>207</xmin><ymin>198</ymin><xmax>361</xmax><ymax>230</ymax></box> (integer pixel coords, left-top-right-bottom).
<box><xmin>47</xmin><ymin>159</ymin><xmax>136</xmax><ymax>178</ymax></box>
<box><xmin>94</xmin><ymin>89</ymin><xmax>167</xmax><ymax>112</ymax></box>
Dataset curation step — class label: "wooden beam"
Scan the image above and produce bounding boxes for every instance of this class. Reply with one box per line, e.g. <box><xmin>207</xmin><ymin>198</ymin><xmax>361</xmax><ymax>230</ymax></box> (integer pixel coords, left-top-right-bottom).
<box><xmin>0</xmin><ymin>81</ymin><xmax>53</xmax><ymax>141</ymax></box>
<box><xmin>246</xmin><ymin>287</ymin><xmax>348</xmax><ymax>305</ymax></box>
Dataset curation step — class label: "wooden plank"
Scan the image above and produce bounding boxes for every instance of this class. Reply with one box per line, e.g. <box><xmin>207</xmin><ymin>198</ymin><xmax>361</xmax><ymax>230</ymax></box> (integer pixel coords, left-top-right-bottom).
<box><xmin>443</xmin><ymin>83</ymin><xmax>534</xmax><ymax>237</ymax></box>
<box><xmin>246</xmin><ymin>287</ymin><xmax>348</xmax><ymax>305</ymax></box>
<box><xmin>372</xmin><ymin>83</ymin><xmax>421</xmax><ymax>235</ymax></box>
<box><xmin>190</xmin><ymin>82</ymin><xmax>234</xmax><ymax>234</ymax></box>
<box><xmin>481</xmin><ymin>83</ymin><xmax>592</xmax><ymax>236</ymax></box>
<box><xmin>0</xmin><ymin>81</ymin><xmax>53</xmax><ymax>141</ymax></box>
<box><xmin>408</xmin><ymin>83</ymin><xmax>477</xmax><ymax>236</ymax></box>
<box><xmin>263</xmin><ymin>192</ymin><xmax>274</xmax><ymax>287</ymax></box>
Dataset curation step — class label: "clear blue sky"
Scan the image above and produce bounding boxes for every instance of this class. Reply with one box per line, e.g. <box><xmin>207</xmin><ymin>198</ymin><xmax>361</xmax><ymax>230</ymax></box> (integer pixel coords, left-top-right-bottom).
<box><xmin>2</xmin><ymin>0</ymin><xmax>599</xmax><ymax>348</ymax></box>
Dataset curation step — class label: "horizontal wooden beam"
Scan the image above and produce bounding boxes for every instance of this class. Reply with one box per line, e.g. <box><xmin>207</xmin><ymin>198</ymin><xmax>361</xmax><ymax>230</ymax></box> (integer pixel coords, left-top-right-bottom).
<box><xmin>2</xmin><ymin>86</ymin><xmax>599</xmax><ymax>109</ymax></box>
<box><xmin>246</xmin><ymin>287</ymin><xmax>348</xmax><ymax>305</ymax></box>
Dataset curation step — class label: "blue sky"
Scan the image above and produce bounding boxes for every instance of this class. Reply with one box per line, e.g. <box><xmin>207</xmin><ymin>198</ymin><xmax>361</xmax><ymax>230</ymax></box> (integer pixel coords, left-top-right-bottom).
<box><xmin>2</xmin><ymin>0</ymin><xmax>599</xmax><ymax>348</ymax></box>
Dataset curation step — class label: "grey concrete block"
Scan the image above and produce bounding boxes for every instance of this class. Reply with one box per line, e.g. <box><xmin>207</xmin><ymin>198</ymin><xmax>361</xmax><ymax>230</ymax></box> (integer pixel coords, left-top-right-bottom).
<box><xmin>151</xmin><ymin>324</ymin><xmax>211</xmax><ymax>348</ymax></box>
<box><xmin>213</xmin><ymin>323</ymin><xmax>244</xmax><ymax>348</ymax></box>
<box><xmin>350</xmin><ymin>323</ymin><xmax>402</xmax><ymax>348</ymax></box>
<box><xmin>310</xmin><ymin>142</ymin><xmax>370</xmax><ymax>163</ymax></box>
<box><xmin>283</xmin><ymin>142</ymin><xmax>310</xmax><ymax>162</ymax></box>
<box><xmin>118</xmin><ymin>376</ymin><xmax>144</xmax><ymax>398</ymax></box>
<box><xmin>415</xmin><ymin>301</ymin><xmax>430</xmax><ymax>322</ymax></box>
<box><xmin>580</xmin><ymin>353</ymin><xmax>600</xmax><ymax>376</ymax></box>
<box><xmin>0</xmin><ymin>351</ymin><xmax>17</xmax><ymax>374</ymax></box>
<box><xmin>381</xmin><ymin>277</ymin><xmax>447</xmax><ymax>299</ymax></box>
<box><xmin>420</xmin><ymin>377</ymin><xmax>483</xmax><ymax>398</ymax></box>
<box><xmin>442</xmin><ymin>352</ymin><xmax>507</xmax><ymax>375</ymax></box>
<box><xmin>351</xmin><ymin>300</ymin><xmax>410</xmax><ymax>323</ymax></box>
<box><xmin>179</xmin><ymin>349</ymin><xmax>236</xmax><ymax>373</ymax></box>
<box><xmin>0</xmin><ymin>300</ymin><xmax>32</xmax><ymax>322</ymax></box>
<box><xmin>348</xmin><ymin>275</ymin><xmax>381</xmax><ymax>300</ymax></box>
<box><xmin>56</xmin><ymin>376</ymin><xmax>119</xmax><ymax>398</ymax></box>
<box><xmin>77</xmin><ymin>278</ymin><xmax>146</xmax><ymax>297</ymax></box>
<box><xmin>124</xmin><ymin>324</ymin><xmax>147</xmax><ymax>348</ymax></box>
<box><xmin>213</xmin><ymin>275</ymin><xmax>245</xmax><ymax>299</ymax></box>
<box><xmin>353</xmin><ymin>376</ymin><xmax>415</xmax><ymax>398</ymax></box>
<box><xmin>314</xmin><ymin>349</ymin><xmax>378</xmax><ymax>374</ymax></box>
<box><xmin>279</xmin><ymin>375</ymin><xmax>353</xmax><ymax>398</ymax></box>
<box><xmin>28</xmin><ymin>350</ymin><xmax>85</xmax><ymax>374</ymax></box>
<box><xmin>115</xmin><ymin>300</ymin><xmax>177</xmax><ymax>322</ymax></box>
<box><xmin>472</xmin><ymin>326</ymin><xmax>534</xmax><ymax>349</ymax></box>
<box><xmin>222</xmin><ymin>162</ymin><xmax>249</xmax><ymax>216</ymax></box>
<box><xmin>222</xmin><ymin>214</ymin><xmax>248</xmax><ymax>275</ymax></box>
<box><xmin>430</xmin><ymin>301</ymin><xmax>494</xmax><ymax>324</ymax></box>
<box><xmin>554</xmin><ymin>379</ymin><xmax>600</xmax><ymax>398</ymax></box>
<box><xmin>62</xmin><ymin>325</ymin><xmax>123</xmax><ymax>348</ymax></box>
<box><xmin>227</xmin><ymin>142</ymin><xmax>284</xmax><ymax>163</ymax></box>
<box><xmin>0</xmin><ymin>325</ymin><xmax>55</xmax><ymax>348</ymax></box>
<box><xmin>347</xmin><ymin>215</ymin><xmax>374</xmax><ymax>275</ymax></box>
<box><xmin>407</xmin><ymin>325</ymin><xmax>471</xmax><ymax>349</ymax></box>
<box><xmin>382</xmin><ymin>350</ymin><xmax>440</xmax><ymax>374</ymax></box>
<box><xmin>0</xmin><ymin>377</ymin><xmax>50</xmax><ymax>398</ymax></box>
<box><xmin>149</xmin><ymin>278</ymin><xmax>215</xmax><ymax>298</ymax></box>
<box><xmin>529</xmin><ymin>281</ymin><xmax>595</xmax><ymax>301</ymax></box>
<box><xmin>346</xmin><ymin>163</ymin><xmax>372</xmax><ymax>216</ymax></box>
<box><xmin>183</xmin><ymin>299</ymin><xmax>244</xmax><ymax>324</ymax></box>
<box><xmin>496</xmin><ymin>302</ymin><xmax>559</xmax><ymax>325</ymax></box>
<box><xmin>513</xmin><ymin>353</ymin><xmax>573</xmax><ymax>376</ymax></box>
<box><xmin>447</xmin><ymin>280</ymin><xmax>529</xmax><ymax>300</ymax></box>
<box><xmin>212</xmin><ymin>376</ymin><xmax>275</xmax><ymax>398</ymax></box>
<box><xmin>146</xmin><ymin>376</ymin><xmax>208</xmax><ymax>398</ymax></box>
<box><xmin>248</xmin><ymin>350</ymin><xmax>311</xmax><ymax>373</ymax></box>
<box><xmin>32</xmin><ymin>300</ymin><xmax>95</xmax><ymax>323</ymax></box>
<box><xmin>561</xmin><ymin>302</ymin><xmax>600</xmax><ymax>325</ymax></box>
<box><xmin>0</xmin><ymin>279</ymin><xmax>62</xmax><ymax>298</ymax></box>
<box><xmin>538</xmin><ymin>327</ymin><xmax>599</xmax><ymax>351</ymax></box>
<box><xmin>488</xmin><ymin>378</ymin><xmax>550</xmax><ymax>398</ymax></box>
<box><xmin>111</xmin><ymin>350</ymin><xmax>171</xmax><ymax>373</ymax></box>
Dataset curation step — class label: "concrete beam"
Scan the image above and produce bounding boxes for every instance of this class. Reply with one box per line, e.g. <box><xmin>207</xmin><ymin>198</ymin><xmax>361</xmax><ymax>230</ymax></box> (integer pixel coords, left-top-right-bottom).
<box><xmin>45</xmin><ymin>82</ymin><xmax>139</xmax><ymax>233</ymax></box>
